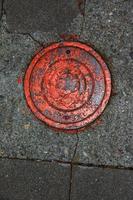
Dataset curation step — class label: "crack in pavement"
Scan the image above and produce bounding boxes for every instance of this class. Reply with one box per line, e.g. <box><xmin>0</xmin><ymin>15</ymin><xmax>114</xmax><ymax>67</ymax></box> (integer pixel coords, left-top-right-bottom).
<box><xmin>0</xmin><ymin>6</ymin><xmax>43</xmax><ymax>46</ymax></box>
<box><xmin>1</xmin><ymin>0</ymin><xmax>86</xmax><ymax>44</ymax></box>
<box><xmin>79</xmin><ymin>0</ymin><xmax>87</xmax><ymax>38</ymax></box>
<box><xmin>69</xmin><ymin>134</ymin><xmax>79</xmax><ymax>200</ymax></box>
<box><xmin>69</xmin><ymin>163</ymin><xmax>73</xmax><ymax>200</ymax></box>
<box><xmin>1</xmin><ymin>2</ymin><xmax>66</xmax><ymax>46</ymax></box>
<box><xmin>0</xmin><ymin>155</ymin><xmax>133</xmax><ymax>170</ymax></box>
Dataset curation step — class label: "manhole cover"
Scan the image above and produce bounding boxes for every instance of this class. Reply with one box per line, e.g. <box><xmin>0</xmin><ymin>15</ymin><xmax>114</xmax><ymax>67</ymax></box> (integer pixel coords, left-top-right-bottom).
<box><xmin>24</xmin><ymin>42</ymin><xmax>111</xmax><ymax>132</ymax></box>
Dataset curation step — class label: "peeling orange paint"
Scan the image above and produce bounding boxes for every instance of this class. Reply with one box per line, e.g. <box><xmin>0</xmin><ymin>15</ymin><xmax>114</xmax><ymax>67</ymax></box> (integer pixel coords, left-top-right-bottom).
<box><xmin>60</xmin><ymin>34</ymin><xmax>79</xmax><ymax>41</ymax></box>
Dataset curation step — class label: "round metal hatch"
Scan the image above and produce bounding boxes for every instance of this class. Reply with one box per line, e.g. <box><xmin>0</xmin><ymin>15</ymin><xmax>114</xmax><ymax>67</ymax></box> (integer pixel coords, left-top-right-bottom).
<box><xmin>24</xmin><ymin>42</ymin><xmax>111</xmax><ymax>132</ymax></box>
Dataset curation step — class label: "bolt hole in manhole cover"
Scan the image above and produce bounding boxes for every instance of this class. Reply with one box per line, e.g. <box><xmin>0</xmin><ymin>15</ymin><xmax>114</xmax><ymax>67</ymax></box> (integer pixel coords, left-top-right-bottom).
<box><xmin>24</xmin><ymin>42</ymin><xmax>111</xmax><ymax>133</ymax></box>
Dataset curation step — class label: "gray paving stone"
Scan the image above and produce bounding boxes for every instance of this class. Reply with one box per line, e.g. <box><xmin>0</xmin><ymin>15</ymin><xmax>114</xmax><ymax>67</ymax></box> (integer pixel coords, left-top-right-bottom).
<box><xmin>0</xmin><ymin>0</ymin><xmax>2</xmax><ymax>19</ymax></box>
<box><xmin>4</xmin><ymin>0</ymin><xmax>83</xmax><ymax>36</ymax></box>
<box><xmin>71</xmin><ymin>166</ymin><xmax>133</xmax><ymax>200</ymax></box>
<box><xmin>0</xmin><ymin>19</ymin><xmax>77</xmax><ymax>162</ymax></box>
<box><xmin>0</xmin><ymin>0</ymin><xmax>133</xmax><ymax>168</ymax></box>
<box><xmin>75</xmin><ymin>0</ymin><xmax>133</xmax><ymax>167</ymax></box>
<box><xmin>0</xmin><ymin>158</ymin><xmax>70</xmax><ymax>200</ymax></box>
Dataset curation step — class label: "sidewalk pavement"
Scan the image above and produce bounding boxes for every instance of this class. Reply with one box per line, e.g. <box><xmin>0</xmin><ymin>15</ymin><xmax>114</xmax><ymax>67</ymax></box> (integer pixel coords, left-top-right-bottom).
<box><xmin>0</xmin><ymin>0</ymin><xmax>133</xmax><ymax>199</ymax></box>
<box><xmin>0</xmin><ymin>158</ymin><xmax>133</xmax><ymax>200</ymax></box>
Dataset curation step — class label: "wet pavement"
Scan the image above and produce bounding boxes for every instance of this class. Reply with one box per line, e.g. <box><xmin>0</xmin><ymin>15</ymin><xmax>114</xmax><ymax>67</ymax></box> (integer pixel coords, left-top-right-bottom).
<box><xmin>0</xmin><ymin>0</ymin><xmax>133</xmax><ymax>199</ymax></box>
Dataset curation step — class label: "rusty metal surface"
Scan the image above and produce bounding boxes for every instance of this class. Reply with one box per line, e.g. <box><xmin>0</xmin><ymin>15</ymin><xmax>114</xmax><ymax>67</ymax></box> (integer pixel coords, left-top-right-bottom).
<box><xmin>24</xmin><ymin>42</ymin><xmax>111</xmax><ymax>132</ymax></box>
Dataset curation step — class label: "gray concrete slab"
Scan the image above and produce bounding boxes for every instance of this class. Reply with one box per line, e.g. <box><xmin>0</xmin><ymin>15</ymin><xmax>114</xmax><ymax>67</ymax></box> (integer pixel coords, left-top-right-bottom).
<box><xmin>4</xmin><ymin>0</ymin><xmax>83</xmax><ymax>37</ymax></box>
<box><xmin>0</xmin><ymin>20</ymin><xmax>77</xmax><ymax>162</ymax></box>
<box><xmin>0</xmin><ymin>0</ymin><xmax>2</xmax><ymax>19</ymax></box>
<box><xmin>71</xmin><ymin>166</ymin><xmax>133</xmax><ymax>200</ymax></box>
<box><xmin>0</xmin><ymin>0</ymin><xmax>132</xmax><ymax>168</ymax></box>
<box><xmin>75</xmin><ymin>0</ymin><xmax>133</xmax><ymax>167</ymax></box>
<box><xmin>0</xmin><ymin>158</ymin><xmax>70</xmax><ymax>200</ymax></box>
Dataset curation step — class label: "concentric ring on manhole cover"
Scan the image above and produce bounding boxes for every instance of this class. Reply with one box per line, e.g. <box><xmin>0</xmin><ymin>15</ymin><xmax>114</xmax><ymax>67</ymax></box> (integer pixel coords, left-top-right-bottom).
<box><xmin>24</xmin><ymin>42</ymin><xmax>111</xmax><ymax>132</ymax></box>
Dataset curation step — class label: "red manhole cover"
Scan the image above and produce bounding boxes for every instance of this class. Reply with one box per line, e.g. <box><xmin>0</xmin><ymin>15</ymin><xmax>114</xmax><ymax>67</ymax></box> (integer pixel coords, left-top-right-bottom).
<box><xmin>24</xmin><ymin>42</ymin><xmax>111</xmax><ymax>132</ymax></box>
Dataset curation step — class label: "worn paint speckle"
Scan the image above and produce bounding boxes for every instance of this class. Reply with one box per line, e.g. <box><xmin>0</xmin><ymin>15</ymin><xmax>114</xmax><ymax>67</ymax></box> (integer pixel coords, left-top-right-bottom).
<box><xmin>17</xmin><ymin>75</ymin><xmax>22</xmax><ymax>85</ymax></box>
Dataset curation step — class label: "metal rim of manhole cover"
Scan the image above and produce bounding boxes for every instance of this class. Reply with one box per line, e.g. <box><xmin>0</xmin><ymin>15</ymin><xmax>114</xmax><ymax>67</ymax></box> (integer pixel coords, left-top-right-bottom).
<box><xmin>24</xmin><ymin>42</ymin><xmax>111</xmax><ymax>132</ymax></box>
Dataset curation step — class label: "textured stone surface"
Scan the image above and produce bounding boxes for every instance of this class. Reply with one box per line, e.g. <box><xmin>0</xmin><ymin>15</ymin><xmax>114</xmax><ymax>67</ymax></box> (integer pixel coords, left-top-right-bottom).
<box><xmin>0</xmin><ymin>0</ymin><xmax>133</xmax><ymax>168</ymax></box>
<box><xmin>0</xmin><ymin>159</ymin><xmax>70</xmax><ymax>200</ymax></box>
<box><xmin>4</xmin><ymin>0</ymin><xmax>83</xmax><ymax>36</ymax></box>
<box><xmin>75</xmin><ymin>0</ymin><xmax>133</xmax><ymax>167</ymax></box>
<box><xmin>0</xmin><ymin>0</ymin><xmax>2</xmax><ymax>19</ymax></box>
<box><xmin>0</xmin><ymin>18</ymin><xmax>77</xmax><ymax>162</ymax></box>
<box><xmin>71</xmin><ymin>166</ymin><xmax>133</xmax><ymax>200</ymax></box>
